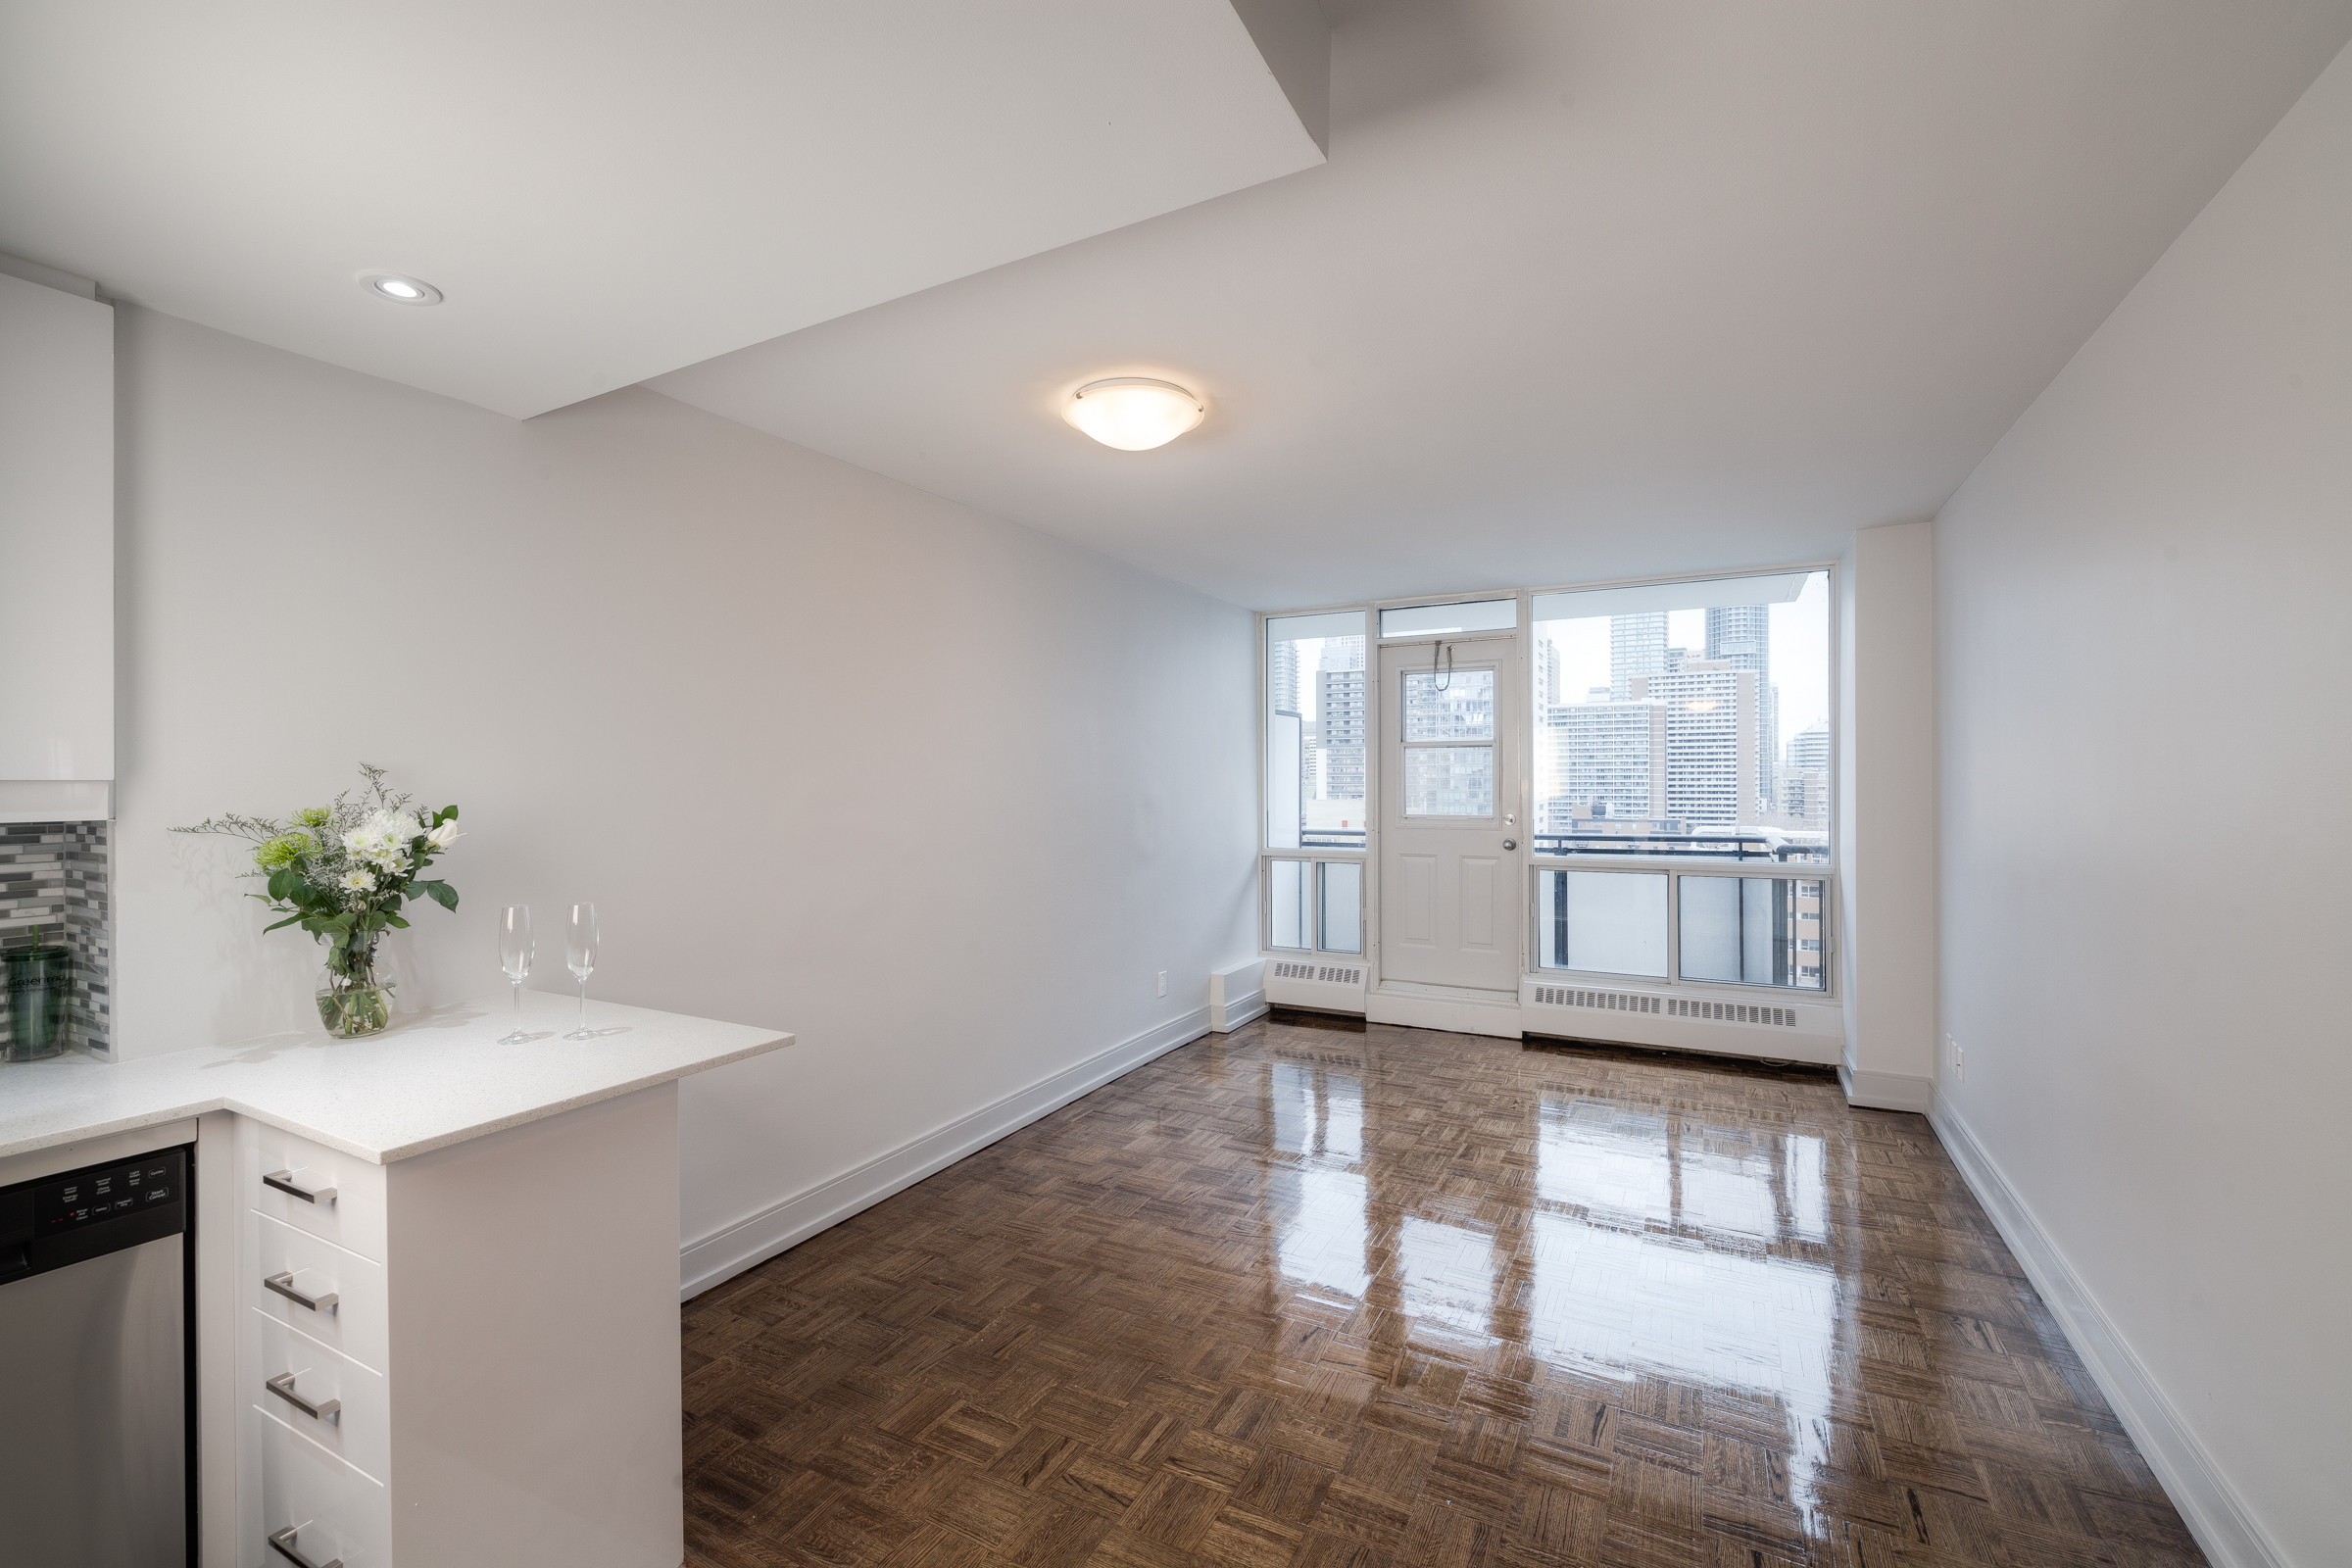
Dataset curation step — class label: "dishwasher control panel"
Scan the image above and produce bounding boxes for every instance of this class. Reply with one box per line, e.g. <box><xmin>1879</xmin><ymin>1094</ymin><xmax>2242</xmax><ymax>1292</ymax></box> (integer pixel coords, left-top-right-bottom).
<box><xmin>38</xmin><ymin>1153</ymin><xmax>180</xmax><ymax>1233</ymax></box>
<box><xmin>0</xmin><ymin>1146</ymin><xmax>187</xmax><ymax>1285</ymax></box>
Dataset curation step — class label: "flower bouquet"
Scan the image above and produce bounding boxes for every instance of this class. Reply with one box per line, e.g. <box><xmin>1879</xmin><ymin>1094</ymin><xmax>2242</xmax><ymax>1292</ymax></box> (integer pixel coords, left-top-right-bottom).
<box><xmin>176</xmin><ymin>763</ymin><xmax>462</xmax><ymax>1037</ymax></box>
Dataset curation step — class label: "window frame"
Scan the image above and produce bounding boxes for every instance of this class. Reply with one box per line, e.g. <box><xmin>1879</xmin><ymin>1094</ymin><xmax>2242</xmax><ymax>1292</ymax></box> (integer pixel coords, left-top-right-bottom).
<box><xmin>1260</xmin><ymin>853</ymin><xmax>1367</xmax><ymax>957</ymax></box>
<box><xmin>1529</xmin><ymin>862</ymin><xmax>1838</xmax><ymax>997</ymax></box>
<box><xmin>1256</xmin><ymin>565</ymin><xmax>1838</xmax><ymax>999</ymax></box>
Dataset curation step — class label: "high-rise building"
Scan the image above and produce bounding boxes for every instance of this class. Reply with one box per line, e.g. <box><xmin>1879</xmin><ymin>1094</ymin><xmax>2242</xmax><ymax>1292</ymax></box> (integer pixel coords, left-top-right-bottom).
<box><xmin>1780</xmin><ymin>721</ymin><xmax>1830</xmax><ymax>831</ymax></box>
<box><xmin>1608</xmin><ymin>612</ymin><xmax>1668</xmax><ymax>699</ymax></box>
<box><xmin>1533</xmin><ymin>639</ymin><xmax>1561</xmax><ymax>710</ymax></box>
<box><xmin>1703</xmin><ymin>605</ymin><xmax>1769</xmax><ymax>672</ymax></box>
<box><xmin>1785</xmin><ymin>721</ymin><xmax>1829</xmax><ymax>775</ymax></box>
<box><xmin>1544</xmin><ymin>701</ymin><xmax>1666</xmax><ymax>827</ymax></box>
<box><xmin>1316</xmin><ymin>652</ymin><xmax>1367</xmax><ymax>801</ymax></box>
<box><xmin>1269</xmin><ymin>636</ymin><xmax>1300</xmax><ymax>718</ymax></box>
<box><xmin>1631</xmin><ymin>661</ymin><xmax>1758</xmax><ymax>827</ymax></box>
<box><xmin>1707</xmin><ymin>604</ymin><xmax>1778</xmax><ymax>808</ymax></box>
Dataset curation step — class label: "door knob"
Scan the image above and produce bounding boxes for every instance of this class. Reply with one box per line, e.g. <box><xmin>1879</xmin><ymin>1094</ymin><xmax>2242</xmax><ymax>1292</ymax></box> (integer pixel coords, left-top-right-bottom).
<box><xmin>1501</xmin><ymin>838</ymin><xmax>1518</xmax><ymax>851</ymax></box>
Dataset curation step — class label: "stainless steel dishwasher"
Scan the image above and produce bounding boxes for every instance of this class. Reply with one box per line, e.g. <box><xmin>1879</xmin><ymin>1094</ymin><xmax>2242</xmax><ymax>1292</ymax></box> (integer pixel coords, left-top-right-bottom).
<box><xmin>0</xmin><ymin>1144</ymin><xmax>193</xmax><ymax>1566</ymax></box>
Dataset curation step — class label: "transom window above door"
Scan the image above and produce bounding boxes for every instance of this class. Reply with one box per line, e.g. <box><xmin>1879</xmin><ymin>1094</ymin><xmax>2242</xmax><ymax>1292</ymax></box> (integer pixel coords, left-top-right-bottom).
<box><xmin>1378</xmin><ymin>598</ymin><xmax>1517</xmax><ymax>638</ymax></box>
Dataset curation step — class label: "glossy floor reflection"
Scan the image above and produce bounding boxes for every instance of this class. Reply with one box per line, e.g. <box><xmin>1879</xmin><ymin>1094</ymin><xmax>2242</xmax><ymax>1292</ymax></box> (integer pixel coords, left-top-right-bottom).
<box><xmin>682</xmin><ymin>1016</ymin><xmax>2207</xmax><ymax>1567</ymax></box>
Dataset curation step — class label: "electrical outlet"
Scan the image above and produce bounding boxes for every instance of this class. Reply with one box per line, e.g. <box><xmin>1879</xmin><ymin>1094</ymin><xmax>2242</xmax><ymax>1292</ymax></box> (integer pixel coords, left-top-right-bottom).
<box><xmin>1948</xmin><ymin>1033</ymin><xmax>1964</xmax><ymax>1081</ymax></box>
<box><xmin>1156</xmin><ymin>971</ymin><xmax>1167</xmax><ymax>998</ymax></box>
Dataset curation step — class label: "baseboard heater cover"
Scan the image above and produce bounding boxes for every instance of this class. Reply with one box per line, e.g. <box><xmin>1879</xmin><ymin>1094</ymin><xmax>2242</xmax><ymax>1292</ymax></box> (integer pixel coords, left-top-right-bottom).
<box><xmin>1531</xmin><ymin>984</ymin><xmax>1801</xmax><ymax>1029</ymax></box>
<box><xmin>1263</xmin><ymin>957</ymin><xmax>1369</xmax><ymax>1013</ymax></box>
<box><xmin>1521</xmin><ymin>978</ymin><xmax>1841</xmax><ymax>1064</ymax></box>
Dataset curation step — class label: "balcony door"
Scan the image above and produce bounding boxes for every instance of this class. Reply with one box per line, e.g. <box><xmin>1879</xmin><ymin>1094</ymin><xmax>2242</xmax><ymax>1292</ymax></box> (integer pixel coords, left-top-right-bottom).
<box><xmin>1378</xmin><ymin>636</ymin><xmax>1521</xmax><ymax>992</ymax></box>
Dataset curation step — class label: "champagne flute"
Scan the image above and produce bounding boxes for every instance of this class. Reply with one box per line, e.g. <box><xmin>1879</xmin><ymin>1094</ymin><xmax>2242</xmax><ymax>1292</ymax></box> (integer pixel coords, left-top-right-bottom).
<box><xmin>564</xmin><ymin>904</ymin><xmax>599</xmax><ymax>1042</ymax></box>
<box><xmin>498</xmin><ymin>905</ymin><xmax>533</xmax><ymax>1044</ymax></box>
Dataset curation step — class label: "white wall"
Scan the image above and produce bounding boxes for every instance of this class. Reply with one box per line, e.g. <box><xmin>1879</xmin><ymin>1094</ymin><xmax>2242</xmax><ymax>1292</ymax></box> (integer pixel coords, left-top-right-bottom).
<box><xmin>112</xmin><ymin>308</ymin><xmax>1260</xmax><ymax>1288</ymax></box>
<box><xmin>1934</xmin><ymin>40</ymin><xmax>2352</xmax><ymax>1568</ymax></box>
<box><xmin>1835</xmin><ymin>520</ymin><xmax>1937</xmax><ymax>1109</ymax></box>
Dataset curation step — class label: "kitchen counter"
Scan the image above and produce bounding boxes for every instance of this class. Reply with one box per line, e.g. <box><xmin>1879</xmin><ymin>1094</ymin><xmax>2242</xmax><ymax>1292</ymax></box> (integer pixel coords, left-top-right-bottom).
<box><xmin>0</xmin><ymin>990</ymin><xmax>793</xmax><ymax>1164</ymax></box>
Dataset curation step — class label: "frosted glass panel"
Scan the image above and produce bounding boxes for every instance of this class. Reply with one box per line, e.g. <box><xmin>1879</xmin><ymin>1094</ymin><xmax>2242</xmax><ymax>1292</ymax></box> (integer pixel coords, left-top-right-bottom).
<box><xmin>1677</xmin><ymin>875</ymin><xmax>1827</xmax><ymax>990</ymax></box>
<box><xmin>1402</xmin><ymin>669</ymin><xmax>1494</xmax><ymax>740</ymax></box>
<box><xmin>1318</xmin><ymin>861</ymin><xmax>1362</xmax><ymax>954</ymax></box>
<box><xmin>1268</xmin><ymin>859</ymin><xmax>1308</xmax><ymax>950</ymax></box>
<box><xmin>1537</xmin><ymin>868</ymin><xmax>1668</xmax><ymax>978</ymax></box>
<box><xmin>1403</xmin><ymin>748</ymin><xmax>1494</xmax><ymax>816</ymax></box>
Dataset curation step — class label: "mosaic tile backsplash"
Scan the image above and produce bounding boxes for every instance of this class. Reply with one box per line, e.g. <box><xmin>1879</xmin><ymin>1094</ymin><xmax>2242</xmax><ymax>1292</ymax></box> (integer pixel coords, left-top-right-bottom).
<box><xmin>1</xmin><ymin>820</ymin><xmax>110</xmax><ymax>1055</ymax></box>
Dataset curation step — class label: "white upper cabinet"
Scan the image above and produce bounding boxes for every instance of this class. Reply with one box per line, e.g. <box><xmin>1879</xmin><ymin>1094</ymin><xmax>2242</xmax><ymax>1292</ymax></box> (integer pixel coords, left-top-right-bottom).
<box><xmin>0</xmin><ymin>265</ymin><xmax>113</xmax><ymax>808</ymax></box>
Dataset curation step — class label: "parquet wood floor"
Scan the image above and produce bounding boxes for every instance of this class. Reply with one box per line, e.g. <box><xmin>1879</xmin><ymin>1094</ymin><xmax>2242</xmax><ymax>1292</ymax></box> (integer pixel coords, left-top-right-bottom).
<box><xmin>681</xmin><ymin>1015</ymin><xmax>2206</xmax><ymax>1568</ymax></box>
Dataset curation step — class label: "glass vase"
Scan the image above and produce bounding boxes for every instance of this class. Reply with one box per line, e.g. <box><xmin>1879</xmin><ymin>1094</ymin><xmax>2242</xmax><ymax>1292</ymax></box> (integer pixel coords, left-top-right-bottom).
<box><xmin>316</xmin><ymin>946</ymin><xmax>393</xmax><ymax>1038</ymax></box>
<box><xmin>4</xmin><ymin>942</ymin><xmax>74</xmax><ymax>1061</ymax></box>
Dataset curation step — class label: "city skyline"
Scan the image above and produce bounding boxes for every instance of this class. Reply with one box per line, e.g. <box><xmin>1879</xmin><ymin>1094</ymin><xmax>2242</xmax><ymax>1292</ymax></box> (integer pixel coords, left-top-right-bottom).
<box><xmin>1268</xmin><ymin>572</ymin><xmax>1831</xmax><ymax>851</ymax></box>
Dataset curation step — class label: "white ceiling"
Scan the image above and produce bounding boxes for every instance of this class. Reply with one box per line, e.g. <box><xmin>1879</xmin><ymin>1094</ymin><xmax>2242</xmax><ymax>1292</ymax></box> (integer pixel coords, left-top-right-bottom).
<box><xmin>650</xmin><ymin>0</ymin><xmax>2352</xmax><ymax>608</ymax></box>
<box><xmin>0</xmin><ymin>2</ymin><xmax>1323</xmax><ymax>417</ymax></box>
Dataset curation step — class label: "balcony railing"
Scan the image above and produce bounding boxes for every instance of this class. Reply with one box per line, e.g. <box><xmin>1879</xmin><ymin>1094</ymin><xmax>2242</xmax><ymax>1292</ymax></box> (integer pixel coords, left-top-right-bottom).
<box><xmin>1293</xmin><ymin>828</ymin><xmax>1826</xmax><ymax>860</ymax></box>
<box><xmin>1533</xmin><ymin>830</ymin><xmax>1825</xmax><ymax>862</ymax></box>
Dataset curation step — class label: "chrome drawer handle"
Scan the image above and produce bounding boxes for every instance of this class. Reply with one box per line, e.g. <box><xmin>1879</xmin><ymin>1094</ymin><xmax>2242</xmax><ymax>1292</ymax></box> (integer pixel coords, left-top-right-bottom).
<box><xmin>264</xmin><ymin>1271</ymin><xmax>338</xmax><ymax>1313</ymax></box>
<box><xmin>268</xmin><ymin>1525</ymin><xmax>343</xmax><ymax>1568</ymax></box>
<box><xmin>263</xmin><ymin>1170</ymin><xmax>336</xmax><ymax>1205</ymax></box>
<box><xmin>265</xmin><ymin>1371</ymin><xmax>340</xmax><ymax>1422</ymax></box>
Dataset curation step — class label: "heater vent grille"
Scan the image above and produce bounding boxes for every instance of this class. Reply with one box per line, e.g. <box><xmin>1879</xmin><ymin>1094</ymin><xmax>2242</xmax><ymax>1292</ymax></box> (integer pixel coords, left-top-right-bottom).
<box><xmin>1532</xmin><ymin>986</ymin><xmax>1657</xmax><ymax>1014</ymax></box>
<box><xmin>1667</xmin><ymin>997</ymin><xmax>1796</xmax><ymax>1027</ymax></box>
<box><xmin>1529</xmin><ymin>987</ymin><xmax>1798</xmax><ymax>1028</ymax></box>
<box><xmin>1271</xmin><ymin>961</ymin><xmax>1363</xmax><ymax>986</ymax></box>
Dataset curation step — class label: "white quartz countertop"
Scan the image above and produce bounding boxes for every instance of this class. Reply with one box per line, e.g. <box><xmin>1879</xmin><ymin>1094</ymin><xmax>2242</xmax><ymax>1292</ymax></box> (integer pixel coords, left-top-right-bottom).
<box><xmin>0</xmin><ymin>991</ymin><xmax>793</xmax><ymax>1164</ymax></box>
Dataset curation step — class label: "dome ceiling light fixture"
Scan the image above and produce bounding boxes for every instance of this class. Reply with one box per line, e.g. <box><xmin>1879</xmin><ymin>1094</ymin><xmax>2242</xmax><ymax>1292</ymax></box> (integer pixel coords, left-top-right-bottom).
<box><xmin>1063</xmin><ymin>376</ymin><xmax>1205</xmax><ymax>451</ymax></box>
<box><xmin>362</xmin><ymin>272</ymin><xmax>443</xmax><ymax>306</ymax></box>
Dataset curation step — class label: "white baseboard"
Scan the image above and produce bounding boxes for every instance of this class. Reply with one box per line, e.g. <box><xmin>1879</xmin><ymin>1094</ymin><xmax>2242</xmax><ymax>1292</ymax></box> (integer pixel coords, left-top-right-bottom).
<box><xmin>677</xmin><ymin>1005</ymin><xmax>1213</xmax><ymax>1300</ymax></box>
<box><xmin>1929</xmin><ymin>1097</ymin><xmax>2285</xmax><ymax>1568</ymax></box>
<box><xmin>1838</xmin><ymin>1062</ymin><xmax>1934</xmax><ymax>1111</ymax></box>
<box><xmin>1209</xmin><ymin>990</ymin><xmax>1267</xmax><ymax>1033</ymax></box>
<box><xmin>1365</xmin><ymin>987</ymin><xmax>1521</xmax><ymax>1038</ymax></box>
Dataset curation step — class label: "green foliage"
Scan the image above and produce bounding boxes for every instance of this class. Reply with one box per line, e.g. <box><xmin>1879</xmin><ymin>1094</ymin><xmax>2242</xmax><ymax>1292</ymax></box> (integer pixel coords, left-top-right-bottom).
<box><xmin>173</xmin><ymin>764</ymin><xmax>464</xmax><ymax>985</ymax></box>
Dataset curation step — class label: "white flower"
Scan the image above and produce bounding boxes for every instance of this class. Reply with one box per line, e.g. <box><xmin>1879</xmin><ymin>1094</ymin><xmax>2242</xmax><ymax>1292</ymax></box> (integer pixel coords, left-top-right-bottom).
<box><xmin>424</xmin><ymin>818</ymin><xmax>463</xmax><ymax>853</ymax></box>
<box><xmin>343</xmin><ymin>808</ymin><xmax>424</xmax><ymax>871</ymax></box>
<box><xmin>340</xmin><ymin>868</ymin><xmax>377</xmax><ymax>892</ymax></box>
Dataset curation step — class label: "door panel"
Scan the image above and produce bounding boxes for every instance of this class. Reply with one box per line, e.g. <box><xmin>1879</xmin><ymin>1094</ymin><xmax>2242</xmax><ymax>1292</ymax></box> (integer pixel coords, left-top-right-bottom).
<box><xmin>1460</xmin><ymin>858</ymin><xmax>1496</xmax><ymax>950</ymax></box>
<box><xmin>1379</xmin><ymin>636</ymin><xmax>1522</xmax><ymax>991</ymax></box>
<box><xmin>1396</xmin><ymin>856</ymin><xmax>1437</xmax><ymax>946</ymax></box>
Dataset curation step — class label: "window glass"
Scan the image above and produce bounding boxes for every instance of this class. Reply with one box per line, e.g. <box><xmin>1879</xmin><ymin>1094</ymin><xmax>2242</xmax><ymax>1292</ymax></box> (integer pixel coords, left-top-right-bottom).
<box><xmin>1530</xmin><ymin>570</ymin><xmax>1831</xmax><ymax>862</ymax></box>
<box><xmin>1402</xmin><ymin>669</ymin><xmax>1494</xmax><ymax>741</ymax></box>
<box><xmin>1380</xmin><ymin>599</ymin><xmax>1517</xmax><ymax>638</ymax></box>
<box><xmin>1266</xmin><ymin>612</ymin><xmax>1367</xmax><ymax>851</ymax></box>
<box><xmin>1268</xmin><ymin>858</ymin><xmax>1309</xmax><ymax>950</ymax></box>
<box><xmin>1677</xmin><ymin>875</ymin><xmax>1827</xmax><ymax>990</ymax></box>
<box><xmin>1318</xmin><ymin>861</ymin><xmax>1362</xmax><ymax>955</ymax></box>
<box><xmin>1535</xmin><ymin>869</ymin><xmax>1668</xmax><ymax>977</ymax></box>
<box><xmin>1404</xmin><ymin>748</ymin><xmax>1494</xmax><ymax>816</ymax></box>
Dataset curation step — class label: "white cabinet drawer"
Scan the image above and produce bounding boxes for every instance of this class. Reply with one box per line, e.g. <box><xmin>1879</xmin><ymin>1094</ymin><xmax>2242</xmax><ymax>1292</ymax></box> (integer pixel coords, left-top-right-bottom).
<box><xmin>251</xmin><ymin>1311</ymin><xmax>390</xmax><ymax>1482</ymax></box>
<box><xmin>240</xmin><ymin>1119</ymin><xmax>387</xmax><ymax>1261</ymax></box>
<box><xmin>251</xmin><ymin>1413</ymin><xmax>390</xmax><ymax>1568</ymax></box>
<box><xmin>246</xmin><ymin>1211</ymin><xmax>388</xmax><ymax>1374</ymax></box>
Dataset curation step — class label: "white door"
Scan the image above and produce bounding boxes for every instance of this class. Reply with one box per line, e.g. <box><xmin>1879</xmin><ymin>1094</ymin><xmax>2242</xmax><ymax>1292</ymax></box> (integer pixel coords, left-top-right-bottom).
<box><xmin>1379</xmin><ymin>636</ymin><xmax>1522</xmax><ymax>992</ymax></box>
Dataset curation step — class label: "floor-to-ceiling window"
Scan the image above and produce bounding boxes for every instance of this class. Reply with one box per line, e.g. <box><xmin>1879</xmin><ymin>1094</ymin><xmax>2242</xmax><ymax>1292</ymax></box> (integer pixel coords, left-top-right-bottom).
<box><xmin>1258</xmin><ymin>569</ymin><xmax>1838</xmax><ymax>999</ymax></box>
<box><xmin>1263</xmin><ymin>610</ymin><xmax>1368</xmax><ymax>957</ymax></box>
<box><xmin>1529</xmin><ymin>568</ymin><xmax>1834</xmax><ymax>993</ymax></box>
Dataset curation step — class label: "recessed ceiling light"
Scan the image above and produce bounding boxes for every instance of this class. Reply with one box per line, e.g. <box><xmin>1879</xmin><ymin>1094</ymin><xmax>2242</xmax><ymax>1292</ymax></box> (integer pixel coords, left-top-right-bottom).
<box><xmin>1063</xmin><ymin>377</ymin><xmax>1205</xmax><ymax>451</ymax></box>
<box><xmin>362</xmin><ymin>273</ymin><xmax>442</xmax><ymax>307</ymax></box>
